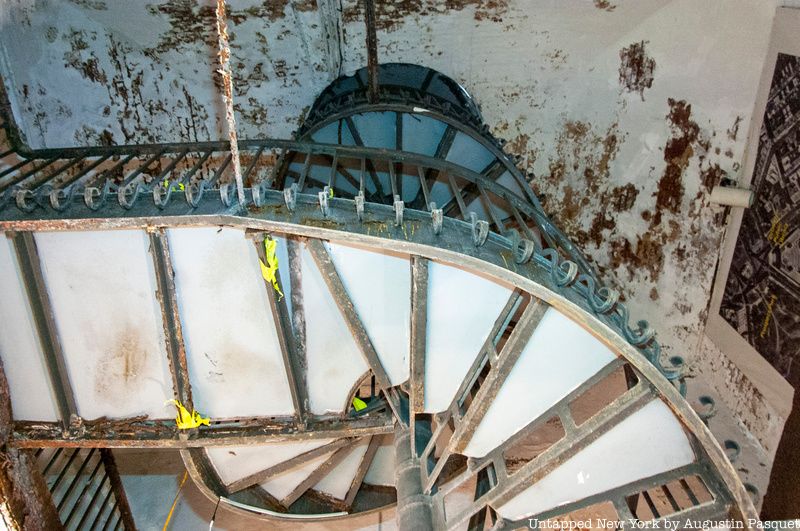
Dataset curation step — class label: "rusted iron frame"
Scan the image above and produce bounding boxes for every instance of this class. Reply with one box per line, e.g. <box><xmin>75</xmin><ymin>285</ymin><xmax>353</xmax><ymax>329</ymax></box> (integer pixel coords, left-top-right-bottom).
<box><xmin>343</xmin><ymin>435</ymin><xmax>381</xmax><ymax>509</ymax></box>
<box><xmin>286</xmin><ymin>236</ymin><xmax>311</xmax><ymax>421</ymax></box>
<box><xmin>18</xmin><ymin>153</ymin><xmax>88</xmax><ymax>191</ymax></box>
<box><xmin>0</xmin><ymin>141</ymin><xmax>546</xmax><ymax>238</ymax></box>
<box><xmin>11</xmin><ymin>412</ymin><xmax>394</xmax><ymax>448</ymax></box>
<box><xmin>99</xmin><ymin>449</ymin><xmax>136</xmax><ymax>531</ymax></box>
<box><xmin>0</xmin><ymin>357</ymin><xmax>62</xmax><ymax>530</ymax></box>
<box><xmin>148</xmin><ymin>228</ymin><xmax>193</xmax><ymax>409</ymax></box>
<box><xmin>296</xmin><ymin>100</ymin><xmax>595</xmax><ymax>275</ymax></box>
<box><xmin>437</xmin><ymin>384</ymin><xmax>654</xmax><ymax>530</ymax></box>
<box><xmin>305</xmin><ymin>238</ymin><xmax>405</xmax><ymax>424</ymax></box>
<box><xmin>281</xmin><ymin>444</ymin><xmax>354</xmax><ymax>507</ymax></box>
<box><xmin>409</xmin><ymin>256</ymin><xmax>428</xmax><ymax>414</ymax></box>
<box><xmin>423</xmin><ymin>298</ymin><xmax>549</xmax><ymax>493</ymax></box>
<box><xmin>0</xmin><ymin>196</ymin><xmax>754</xmax><ymax>522</ymax></box>
<box><xmin>363</xmin><ymin>0</ymin><xmax>379</xmax><ymax>104</ymax></box>
<box><xmin>495</xmin><ymin>463</ymin><xmax>728</xmax><ymax>531</ymax></box>
<box><xmin>227</xmin><ymin>438</ymin><xmax>354</xmax><ymax>493</ymax></box>
<box><xmin>10</xmin><ymin>231</ymin><xmax>78</xmax><ymax>428</ymax></box>
<box><xmin>418</xmin><ymin>291</ymin><xmax>523</xmax><ymax>485</ymax></box>
<box><xmin>448</xmin><ymin>299</ymin><xmax>549</xmax><ymax>455</ymax></box>
<box><xmin>250</xmin><ymin>233</ymin><xmax>305</xmax><ymax>422</ymax></box>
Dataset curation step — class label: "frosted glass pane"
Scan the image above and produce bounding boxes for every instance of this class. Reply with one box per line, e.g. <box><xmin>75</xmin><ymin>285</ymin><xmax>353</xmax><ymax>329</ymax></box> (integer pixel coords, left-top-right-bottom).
<box><xmin>445</xmin><ymin>132</ymin><xmax>495</xmax><ymax>172</ymax></box>
<box><xmin>315</xmin><ymin>439</ymin><xmax>370</xmax><ymax>499</ymax></box>
<box><xmin>364</xmin><ymin>444</ymin><xmax>395</xmax><ymax>487</ymax></box>
<box><xmin>35</xmin><ymin>230</ymin><xmax>173</xmax><ymax>420</ymax></box>
<box><xmin>207</xmin><ymin>440</ymin><xmax>333</xmax><ymax>485</ymax></box>
<box><xmin>464</xmin><ymin>308</ymin><xmax>617</xmax><ymax>457</ymax></box>
<box><xmin>424</xmin><ymin>262</ymin><xmax>512</xmax><ymax>412</ymax></box>
<box><xmin>303</xmin><ymin>244</ymin><xmax>368</xmax><ymax>414</ymax></box>
<box><xmin>167</xmin><ymin>228</ymin><xmax>294</xmax><ymax>418</ymax></box>
<box><xmin>326</xmin><ymin>242</ymin><xmax>410</xmax><ymax>385</ymax></box>
<box><xmin>0</xmin><ymin>235</ymin><xmax>59</xmax><ymax>421</ymax></box>
<box><xmin>497</xmin><ymin>400</ymin><xmax>695</xmax><ymax>520</ymax></box>
<box><xmin>260</xmin><ymin>452</ymin><xmax>334</xmax><ymax>501</ymax></box>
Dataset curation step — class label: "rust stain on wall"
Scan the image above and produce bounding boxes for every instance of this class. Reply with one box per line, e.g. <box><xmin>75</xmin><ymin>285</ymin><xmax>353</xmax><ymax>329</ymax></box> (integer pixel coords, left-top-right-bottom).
<box><xmin>95</xmin><ymin>328</ymin><xmax>150</xmax><ymax>406</ymax></box>
<box><xmin>593</xmin><ymin>0</ymin><xmax>616</xmax><ymax>11</ymax></box>
<box><xmin>619</xmin><ymin>41</ymin><xmax>655</xmax><ymax>100</ymax></box>
<box><xmin>343</xmin><ymin>0</ymin><xmax>509</xmax><ymax>30</ymax></box>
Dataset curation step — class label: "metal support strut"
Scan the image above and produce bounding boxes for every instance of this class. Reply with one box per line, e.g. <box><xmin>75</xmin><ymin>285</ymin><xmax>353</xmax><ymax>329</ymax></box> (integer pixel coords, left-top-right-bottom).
<box><xmin>394</xmin><ymin>422</ymin><xmax>434</xmax><ymax>531</ymax></box>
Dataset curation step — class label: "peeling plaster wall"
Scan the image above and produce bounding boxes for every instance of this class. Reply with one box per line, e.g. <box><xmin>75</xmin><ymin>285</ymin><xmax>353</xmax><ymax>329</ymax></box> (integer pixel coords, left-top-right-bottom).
<box><xmin>0</xmin><ymin>0</ymin><xmax>788</xmax><ymax>462</ymax></box>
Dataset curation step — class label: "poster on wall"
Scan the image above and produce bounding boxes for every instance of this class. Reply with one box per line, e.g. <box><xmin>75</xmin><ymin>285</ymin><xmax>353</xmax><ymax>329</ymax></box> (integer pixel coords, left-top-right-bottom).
<box><xmin>719</xmin><ymin>52</ymin><xmax>800</xmax><ymax>386</ymax></box>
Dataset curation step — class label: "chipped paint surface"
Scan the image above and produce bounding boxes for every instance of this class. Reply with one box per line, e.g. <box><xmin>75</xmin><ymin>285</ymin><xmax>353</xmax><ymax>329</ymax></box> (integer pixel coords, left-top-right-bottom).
<box><xmin>0</xmin><ymin>0</ymin><xmax>787</xmax><ymax>461</ymax></box>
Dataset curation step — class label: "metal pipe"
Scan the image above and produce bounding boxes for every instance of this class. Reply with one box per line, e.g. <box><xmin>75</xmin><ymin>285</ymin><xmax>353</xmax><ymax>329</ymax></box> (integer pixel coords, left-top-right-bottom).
<box><xmin>394</xmin><ymin>422</ymin><xmax>434</xmax><ymax>531</ymax></box>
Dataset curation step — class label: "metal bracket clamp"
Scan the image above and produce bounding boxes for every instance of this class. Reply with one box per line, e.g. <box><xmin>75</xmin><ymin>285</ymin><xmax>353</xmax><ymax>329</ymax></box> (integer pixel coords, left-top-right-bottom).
<box><xmin>118</xmin><ymin>182</ymin><xmax>143</xmax><ymax>210</ymax></box>
<box><xmin>319</xmin><ymin>186</ymin><xmax>331</xmax><ymax>217</ymax></box>
<box><xmin>430</xmin><ymin>202</ymin><xmax>443</xmax><ymax>235</ymax></box>
<box><xmin>14</xmin><ymin>188</ymin><xmax>37</xmax><ymax>213</ymax></box>
<box><xmin>220</xmin><ymin>183</ymin><xmax>236</xmax><ymax>207</ymax></box>
<box><xmin>251</xmin><ymin>181</ymin><xmax>269</xmax><ymax>207</ymax></box>
<box><xmin>283</xmin><ymin>183</ymin><xmax>297</xmax><ymax>211</ymax></box>
<box><xmin>355</xmin><ymin>191</ymin><xmax>365</xmax><ymax>221</ymax></box>
<box><xmin>470</xmin><ymin>212</ymin><xmax>489</xmax><ymax>247</ymax></box>
<box><xmin>514</xmin><ymin>238</ymin><xmax>536</xmax><ymax>264</ymax></box>
<box><xmin>153</xmin><ymin>181</ymin><xmax>172</xmax><ymax>209</ymax></box>
<box><xmin>393</xmin><ymin>195</ymin><xmax>404</xmax><ymax>226</ymax></box>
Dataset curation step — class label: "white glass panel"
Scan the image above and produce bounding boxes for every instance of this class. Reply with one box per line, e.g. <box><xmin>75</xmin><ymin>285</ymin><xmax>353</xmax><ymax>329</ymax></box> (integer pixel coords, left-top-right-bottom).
<box><xmin>260</xmin><ymin>452</ymin><xmax>334</xmax><ymax>501</ymax></box>
<box><xmin>314</xmin><ymin>439</ymin><xmax>370</xmax><ymax>500</ymax></box>
<box><xmin>497</xmin><ymin>399</ymin><xmax>695</xmax><ymax>520</ymax></box>
<box><xmin>302</xmin><ymin>244</ymin><xmax>367</xmax><ymax>414</ymax></box>
<box><xmin>35</xmin><ymin>230</ymin><xmax>172</xmax><ymax>419</ymax></box>
<box><xmin>0</xmin><ymin>236</ymin><xmax>59</xmax><ymax>421</ymax></box>
<box><xmin>444</xmin><ymin>132</ymin><xmax>495</xmax><ymax>172</ymax></box>
<box><xmin>424</xmin><ymin>262</ymin><xmax>512</xmax><ymax>413</ymax></box>
<box><xmin>207</xmin><ymin>439</ymin><xmax>333</xmax><ymax>485</ymax></box>
<box><xmin>325</xmin><ymin>242</ymin><xmax>410</xmax><ymax>385</ymax></box>
<box><xmin>167</xmin><ymin>227</ymin><xmax>294</xmax><ymax>418</ymax></box>
<box><xmin>464</xmin><ymin>308</ymin><xmax>617</xmax><ymax>457</ymax></box>
<box><xmin>364</xmin><ymin>444</ymin><xmax>395</xmax><ymax>487</ymax></box>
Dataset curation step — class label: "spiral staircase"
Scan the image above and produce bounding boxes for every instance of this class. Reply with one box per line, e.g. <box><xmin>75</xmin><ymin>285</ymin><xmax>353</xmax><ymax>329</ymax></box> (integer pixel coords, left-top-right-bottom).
<box><xmin>0</xmin><ymin>64</ymin><xmax>758</xmax><ymax>529</ymax></box>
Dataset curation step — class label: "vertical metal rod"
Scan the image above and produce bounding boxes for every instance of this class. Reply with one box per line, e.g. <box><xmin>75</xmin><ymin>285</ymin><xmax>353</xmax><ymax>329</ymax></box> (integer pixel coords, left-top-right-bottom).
<box><xmin>394</xmin><ymin>423</ymin><xmax>434</xmax><ymax>531</ymax></box>
<box><xmin>148</xmin><ymin>229</ymin><xmax>193</xmax><ymax>409</ymax></box>
<box><xmin>12</xmin><ymin>232</ymin><xmax>78</xmax><ymax>428</ymax></box>
<box><xmin>409</xmin><ymin>256</ymin><xmax>428</xmax><ymax>414</ymax></box>
<box><xmin>215</xmin><ymin>0</ymin><xmax>245</xmax><ymax>205</ymax></box>
<box><xmin>297</xmin><ymin>151</ymin><xmax>312</xmax><ymax>192</ymax></box>
<box><xmin>364</xmin><ymin>0</ymin><xmax>379</xmax><ymax>104</ymax></box>
<box><xmin>287</xmin><ymin>238</ymin><xmax>310</xmax><ymax>421</ymax></box>
<box><xmin>99</xmin><ymin>449</ymin><xmax>136</xmax><ymax>531</ymax></box>
<box><xmin>254</xmin><ymin>236</ymin><xmax>306</xmax><ymax>421</ymax></box>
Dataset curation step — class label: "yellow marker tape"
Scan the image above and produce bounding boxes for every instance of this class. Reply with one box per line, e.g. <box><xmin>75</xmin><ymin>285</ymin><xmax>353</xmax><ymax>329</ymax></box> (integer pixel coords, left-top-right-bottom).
<box><xmin>166</xmin><ymin>399</ymin><xmax>210</xmax><ymax>429</ymax></box>
<box><xmin>329</xmin><ymin>187</ymin><xmax>334</xmax><ymax>198</ymax></box>
<box><xmin>352</xmin><ymin>396</ymin><xmax>368</xmax><ymax>411</ymax></box>
<box><xmin>260</xmin><ymin>238</ymin><xmax>284</xmax><ymax>300</ymax></box>
<box><xmin>163</xmin><ymin>179</ymin><xmax>185</xmax><ymax>192</ymax></box>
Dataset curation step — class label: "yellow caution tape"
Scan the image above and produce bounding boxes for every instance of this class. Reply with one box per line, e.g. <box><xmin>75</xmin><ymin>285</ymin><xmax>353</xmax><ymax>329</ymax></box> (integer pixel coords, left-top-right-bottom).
<box><xmin>259</xmin><ymin>238</ymin><xmax>284</xmax><ymax>300</ymax></box>
<box><xmin>166</xmin><ymin>399</ymin><xmax>210</xmax><ymax>429</ymax></box>
<box><xmin>163</xmin><ymin>179</ymin><xmax>185</xmax><ymax>192</ymax></box>
<box><xmin>352</xmin><ymin>396</ymin><xmax>367</xmax><ymax>411</ymax></box>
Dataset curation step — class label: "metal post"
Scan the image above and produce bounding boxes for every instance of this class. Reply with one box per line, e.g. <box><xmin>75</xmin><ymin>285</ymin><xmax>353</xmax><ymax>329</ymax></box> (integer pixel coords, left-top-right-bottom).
<box><xmin>394</xmin><ymin>422</ymin><xmax>433</xmax><ymax>531</ymax></box>
<box><xmin>364</xmin><ymin>0</ymin><xmax>379</xmax><ymax>103</ymax></box>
